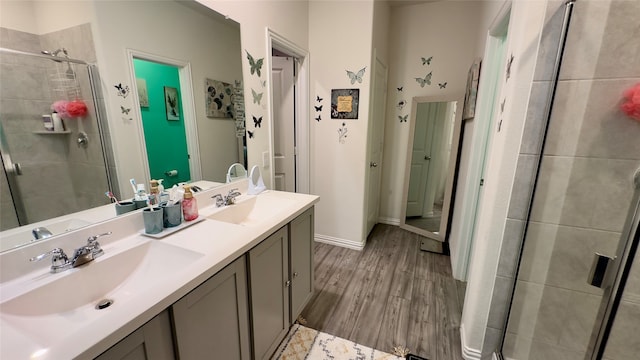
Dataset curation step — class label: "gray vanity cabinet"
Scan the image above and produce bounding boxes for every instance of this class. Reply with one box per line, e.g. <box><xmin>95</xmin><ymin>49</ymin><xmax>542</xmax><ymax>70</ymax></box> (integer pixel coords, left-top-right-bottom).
<box><xmin>289</xmin><ymin>207</ymin><xmax>314</xmax><ymax>321</ymax></box>
<box><xmin>171</xmin><ymin>256</ymin><xmax>251</xmax><ymax>360</ymax></box>
<box><xmin>248</xmin><ymin>226</ymin><xmax>290</xmax><ymax>360</ymax></box>
<box><xmin>95</xmin><ymin>310</ymin><xmax>175</xmax><ymax>360</ymax></box>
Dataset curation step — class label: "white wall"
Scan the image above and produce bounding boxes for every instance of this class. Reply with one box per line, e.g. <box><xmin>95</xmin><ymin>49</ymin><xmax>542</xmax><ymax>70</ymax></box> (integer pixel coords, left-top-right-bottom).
<box><xmin>309</xmin><ymin>0</ymin><xmax>375</xmax><ymax>249</ymax></box>
<box><xmin>378</xmin><ymin>1</ymin><xmax>494</xmax><ymax>227</ymax></box>
<box><xmin>0</xmin><ymin>0</ymin><xmax>93</xmax><ymax>35</ymax></box>
<box><xmin>460</xmin><ymin>1</ymin><xmax>548</xmax><ymax>356</ymax></box>
<box><xmin>91</xmin><ymin>0</ymin><xmax>243</xmax><ymax>195</ymax></box>
<box><xmin>197</xmin><ymin>0</ymin><xmax>309</xmax><ymax>190</ymax></box>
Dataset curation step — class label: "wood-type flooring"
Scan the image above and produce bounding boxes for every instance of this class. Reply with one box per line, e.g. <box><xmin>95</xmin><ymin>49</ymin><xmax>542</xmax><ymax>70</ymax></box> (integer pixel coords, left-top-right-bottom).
<box><xmin>300</xmin><ymin>224</ymin><xmax>464</xmax><ymax>360</ymax></box>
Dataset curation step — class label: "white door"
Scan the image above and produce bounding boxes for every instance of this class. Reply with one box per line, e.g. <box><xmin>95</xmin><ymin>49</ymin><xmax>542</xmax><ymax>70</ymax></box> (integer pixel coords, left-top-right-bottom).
<box><xmin>365</xmin><ymin>56</ymin><xmax>387</xmax><ymax>235</ymax></box>
<box><xmin>271</xmin><ymin>57</ymin><xmax>295</xmax><ymax>192</ymax></box>
<box><xmin>406</xmin><ymin>103</ymin><xmax>437</xmax><ymax>217</ymax></box>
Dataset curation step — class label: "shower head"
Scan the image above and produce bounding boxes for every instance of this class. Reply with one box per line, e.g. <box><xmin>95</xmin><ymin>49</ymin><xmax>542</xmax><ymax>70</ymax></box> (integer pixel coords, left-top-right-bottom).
<box><xmin>41</xmin><ymin>48</ymin><xmax>68</xmax><ymax>57</ymax></box>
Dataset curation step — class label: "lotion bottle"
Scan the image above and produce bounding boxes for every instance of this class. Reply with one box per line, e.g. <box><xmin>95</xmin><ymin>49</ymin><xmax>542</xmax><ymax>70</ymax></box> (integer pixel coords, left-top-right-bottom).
<box><xmin>182</xmin><ymin>185</ymin><xmax>198</xmax><ymax>221</ymax></box>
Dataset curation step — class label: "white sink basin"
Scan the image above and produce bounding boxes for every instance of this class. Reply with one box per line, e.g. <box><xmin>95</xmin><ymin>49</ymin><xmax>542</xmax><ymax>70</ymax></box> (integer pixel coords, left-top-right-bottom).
<box><xmin>206</xmin><ymin>194</ymin><xmax>295</xmax><ymax>226</ymax></box>
<box><xmin>1</xmin><ymin>240</ymin><xmax>203</xmax><ymax>317</ymax></box>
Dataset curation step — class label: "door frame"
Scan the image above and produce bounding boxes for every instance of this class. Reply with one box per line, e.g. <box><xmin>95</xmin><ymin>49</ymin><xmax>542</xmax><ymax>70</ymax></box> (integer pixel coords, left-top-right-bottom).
<box><xmin>125</xmin><ymin>49</ymin><xmax>202</xmax><ymax>184</ymax></box>
<box><xmin>265</xmin><ymin>29</ymin><xmax>310</xmax><ymax>194</ymax></box>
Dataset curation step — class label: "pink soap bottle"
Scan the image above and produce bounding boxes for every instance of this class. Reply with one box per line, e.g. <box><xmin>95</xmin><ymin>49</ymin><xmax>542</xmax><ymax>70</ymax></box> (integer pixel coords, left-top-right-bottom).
<box><xmin>182</xmin><ymin>185</ymin><xmax>199</xmax><ymax>221</ymax></box>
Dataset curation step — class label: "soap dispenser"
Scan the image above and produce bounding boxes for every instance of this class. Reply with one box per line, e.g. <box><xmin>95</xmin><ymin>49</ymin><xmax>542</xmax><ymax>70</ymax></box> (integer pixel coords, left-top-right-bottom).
<box><xmin>182</xmin><ymin>185</ymin><xmax>199</xmax><ymax>221</ymax></box>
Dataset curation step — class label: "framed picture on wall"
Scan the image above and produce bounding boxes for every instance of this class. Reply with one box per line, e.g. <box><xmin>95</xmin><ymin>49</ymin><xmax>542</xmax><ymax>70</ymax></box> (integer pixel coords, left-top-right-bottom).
<box><xmin>136</xmin><ymin>78</ymin><xmax>149</xmax><ymax>107</ymax></box>
<box><xmin>462</xmin><ymin>58</ymin><xmax>481</xmax><ymax>120</ymax></box>
<box><xmin>330</xmin><ymin>89</ymin><xmax>360</xmax><ymax>119</ymax></box>
<box><xmin>164</xmin><ymin>86</ymin><xmax>180</xmax><ymax>121</ymax></box>
<box><xmin>205</xmin><ymin>78</ymin><xmax>234</xmax><ymax>118</ymax></box>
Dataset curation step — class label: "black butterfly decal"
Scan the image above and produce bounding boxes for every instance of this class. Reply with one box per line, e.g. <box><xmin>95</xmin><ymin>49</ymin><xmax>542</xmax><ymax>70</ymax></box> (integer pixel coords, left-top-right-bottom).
<box><xmin>506</xmin><ymin>54</ymin><xmax>514</xmax><ymax>81</ymax></box>
<box><xmin>421</xmin><ymin>56</ymin><xmax>433</xmax><ymax>66</ymax></box>
<box><xmin>114</xmin><ymin>83</ymin><xmax>129</xmax><ymax>98</ymax></box>
<box><xmin>346</xmin><ymin>67</ymin><xmax>366</xmax><ymax>84</ymax></box>
<box><xmin>315</xmin><ymin>115</ymin><xmax>321</xmax><ymax>122</ymax></box>
<box><xmin>246</xmin><ymin>50</ymin><xmax>264</xmax><ymax>77</ymax></box>
<box><xmin>415</xmin><ymin>72</ymin><xmax>432</xmax><ymax>88</ymax></box>
<box><xmin>253</xmin><ymin>115</ymin><xmax>262</xmax><ymax>128</ymax></box>
<box><xmin>316</xmin><ymin>95</ymin><xmax>323</xmax><ymax>103</ymax></box>
<box><xmin>247</xmin><ymin>130</ymin><xmax>254</xmax><ymax>139</ymax></box>
<box><xmin>315</xmin><ymin>105</ymin><xmax>323</xmax><ymax>112</ymax></box>
<box><xmin>397</xmin><ymin>100</ymin><xmax>407</xmax><ymax>110</ymax></box>
<box><xmin>438</xmin><ymin>82</ymin><xmax>447</xmax><ymax>89</ymax></box>
<box><xmin>501</xmin><ymin>99</ymin><xmax>506</xmax><ymax>113</ymax></box>
<box><xmin>397</xmin><ymin>87</ymin><xmax>403</xmax><ymax>92</ymax></box>
<box><xmin>121</xmin><ymin>106</ymin><xmax>131</xmax><ymax>115</ymax></box>
<box><xmin>398</xmin><ymin>115</ymin><xmax>408</xmax><ymax>123</ymax></box>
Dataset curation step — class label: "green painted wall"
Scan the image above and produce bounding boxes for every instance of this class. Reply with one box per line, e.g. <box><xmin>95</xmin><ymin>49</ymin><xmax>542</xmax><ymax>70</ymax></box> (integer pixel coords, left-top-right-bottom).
<box><xmin>133</xmin><ymin>59</ymin><xmax>190</xmax><ymax>187</ymax></box>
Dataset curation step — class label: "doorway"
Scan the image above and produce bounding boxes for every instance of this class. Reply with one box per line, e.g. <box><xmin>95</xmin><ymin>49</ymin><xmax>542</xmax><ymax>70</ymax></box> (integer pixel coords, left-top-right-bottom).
<box><xmin>267</xmin><ymin>29</ymin><xmax>310</xmax><ymax>194</ymax></box>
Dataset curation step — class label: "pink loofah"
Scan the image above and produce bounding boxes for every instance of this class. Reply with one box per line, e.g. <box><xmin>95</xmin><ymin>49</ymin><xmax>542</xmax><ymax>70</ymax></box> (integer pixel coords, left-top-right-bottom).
<box><xmin>51</xmin><ymin>100</ymin><xmax>70</xmax><ymax>119</ymax></box>
<box><xmin>621</xmin><ymin>83</ymin><xmax>640</xmax><ymax>122</ymax></box>
<box><xmin>66</xmin><ymin>100</ymin><xmax>88</xmax><ymax>118</ymax></box>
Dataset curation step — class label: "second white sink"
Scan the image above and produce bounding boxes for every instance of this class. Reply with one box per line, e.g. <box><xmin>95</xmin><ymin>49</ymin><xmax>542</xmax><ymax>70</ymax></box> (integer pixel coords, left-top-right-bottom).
<box><xmin>207</xmin><ymin>193</ymin><xmax>295</xmax><ymax>226</ymax></box>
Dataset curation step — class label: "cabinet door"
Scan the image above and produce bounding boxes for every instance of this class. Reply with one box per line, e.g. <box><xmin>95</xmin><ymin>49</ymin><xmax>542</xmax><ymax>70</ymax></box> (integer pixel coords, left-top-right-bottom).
<box><xmin>289</xmin><ymin>207</ymin><xmax>314</xmax><ymax>322</ymax></box>
<box><xmin>172</xmin><ymin>256</ymin><xmax>251</xmax><ymax>360</ymax></box>
<box><xmin>248</xmin><ymin>226</ymin><xmax>290</xmax><ymax>360</ymax></box>
<box><xmin>95</xmin><ymin>310</ymin><xmax>174</xmax><ymax>360</ymax></box>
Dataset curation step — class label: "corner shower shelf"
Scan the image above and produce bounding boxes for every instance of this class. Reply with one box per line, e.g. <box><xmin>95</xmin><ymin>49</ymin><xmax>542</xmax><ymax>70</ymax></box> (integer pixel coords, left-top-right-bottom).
<box><xmin>33</xmin><ymin>130</ymin><xmax>71</xmax><ymax>135</ymax></box>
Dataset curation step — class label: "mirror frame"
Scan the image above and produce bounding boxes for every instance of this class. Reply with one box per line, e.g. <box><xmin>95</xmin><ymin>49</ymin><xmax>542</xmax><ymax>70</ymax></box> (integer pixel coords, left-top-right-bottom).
<box><xmin>399</xmin><ymin>93</ymin><xmax>465</xmax><ymax>242</ymax></box>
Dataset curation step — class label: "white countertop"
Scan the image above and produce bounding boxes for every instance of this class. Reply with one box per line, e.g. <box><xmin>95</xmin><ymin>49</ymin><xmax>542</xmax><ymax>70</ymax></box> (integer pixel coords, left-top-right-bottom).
<box><xmin>0</xmin><ymin>185</ymin><xmax>319</xmax><ymax>360</ymax></box>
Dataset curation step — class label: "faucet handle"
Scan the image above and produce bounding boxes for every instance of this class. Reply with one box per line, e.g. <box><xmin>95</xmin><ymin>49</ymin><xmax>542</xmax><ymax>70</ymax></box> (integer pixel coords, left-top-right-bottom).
<box><xmin>87</xmin><ymin>232</ymin><xmax>111</xmax><ymax>258</ymax></box>
<box><xmin>212</xmin><ymin>194</ymin><xmax>224</xmax><ymax>207</ymax></box>
<box><xmin>30</xmin><ymin>248</ymin><xmax>71</xmax><ymax>273</ymax></box>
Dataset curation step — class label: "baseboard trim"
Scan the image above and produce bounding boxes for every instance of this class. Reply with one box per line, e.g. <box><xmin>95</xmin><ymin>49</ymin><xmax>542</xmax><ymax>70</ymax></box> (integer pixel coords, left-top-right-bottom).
<box><xmin>460</xmin><ymin>324</ymin><xmax>482</xmax><ymax>360</ymax></box>
<box><xmin>377</xmin><ymin>217</ymin><xmax>400</xmax><ymax>226</ymax></box>
<box><xmin>315</xmin><ymin>234</ymin><xmax>364</xmax><ymax>251</ymax></box>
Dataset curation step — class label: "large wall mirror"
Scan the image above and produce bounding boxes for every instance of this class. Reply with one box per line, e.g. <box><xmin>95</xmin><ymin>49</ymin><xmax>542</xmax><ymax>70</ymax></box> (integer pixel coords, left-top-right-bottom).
<box><xmin>0</xmin><ymin>0</ymin><xmax>245</xmax><ymax>252</ymax></box>
<box><xmin>400</xmin><ymin>94</ymin><xmax>464</xmax><ymax>243</ymax></box>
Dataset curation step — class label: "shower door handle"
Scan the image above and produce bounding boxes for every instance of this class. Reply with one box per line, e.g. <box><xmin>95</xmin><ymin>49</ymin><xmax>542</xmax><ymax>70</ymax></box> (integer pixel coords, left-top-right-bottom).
<box><xmin>588</xmin><ymin>253</ymin><xmax>615</xmax><ymax>288</ymax></box>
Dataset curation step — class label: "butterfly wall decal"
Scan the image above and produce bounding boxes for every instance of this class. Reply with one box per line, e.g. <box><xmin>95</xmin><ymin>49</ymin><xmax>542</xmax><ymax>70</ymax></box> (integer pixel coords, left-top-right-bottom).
<box><xmin>397</xmin><ymin>86</ymin><xmax>403</xmax><ymax>92</ymax></box>
<box><xmin>346</xmin><ymin>67</ymin><xmax>366</xmax><ymax>84</ymax></box>
<box><xmin>501</xmin><ymin>99</ymin><xmax>506</xmax><ymax>113</ymax></box>
<box><xmin>120</xmin><ymin>106</ymin><xmax>131</xmax><ymax>115</ymax></box>
<box><xmin>252</xmin><ymin>89</ymin><xmax>263</xmax><ymax>105</ymax></box>
<box><xmin>421</xmin><ymin>56</ymin><xmax>433</xmax><ymax>66</ymax></box>
<box><xmin>398</xmin><ymin>115</ymin><xmax>408</xmax><ymax>123</ymax></box>
<box><xmin>415</xmin><ymin>72</ymin><xmax>432</xmax><ymax>88</ymax></box>
<box><xmin>114</xmin><ymin>83</ymin><xmax>130</xmax><ymax>98</ymax></box>
<box><xmin>438</xmin><ymin>82</ymin><xmax>447</xmax><ymax>89</ymax></box>
<box><xmin>506</xmin><ymin>54</ymin><xmax>515</xmax><ymax>81</ymax></box>
<box><xmin>253</xmin><ymin>115</ymin><xmax>262</xmax><ymax>128</ymax></box>
<box><xmin>247</xmin><ymin>130</ymin><xmax>254</xmax><ymax>139</ymax></box>
<box><xmin>246</xmin><ymin>50</ymin><xmax>264</xmax><ymax>77</ymax></box>
<box><xmin>261</xmin><ymin>80</ymin><xmax>266</xmax><ymax>88</ymax></box>
<box><xmin>315</xmin><ymin>105</ymin><xmax>323</xmax><ymax>112</ymax></box>
<box><xmin>316</xmin><ymin>95</ymin><xmax>323</xmax><ymax>103</ymax></box>
<box><xmin>397</xmin><ymin>100</ymin><xmax>407</xmax><ymax>110</ymax></box>
<box><xmin>315</xmin><ymin>115</ymin><xmax>321</xmax><ymax>122</ymax></box>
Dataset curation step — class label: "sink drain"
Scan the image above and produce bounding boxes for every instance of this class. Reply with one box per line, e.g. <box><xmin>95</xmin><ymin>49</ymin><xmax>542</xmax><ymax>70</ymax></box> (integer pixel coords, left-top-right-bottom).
<box><xmin>95</xmin><ymin>299</ymin><xmax>114</xmax><ymax>310</ymax></box>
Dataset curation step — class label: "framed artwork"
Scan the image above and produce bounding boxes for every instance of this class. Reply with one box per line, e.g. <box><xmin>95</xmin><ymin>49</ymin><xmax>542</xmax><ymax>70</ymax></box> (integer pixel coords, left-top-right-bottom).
<box><xmin>462</xmin><ymin>58</ymin><xmax>481</xmax><ymax>120</ymax></box>
<box><xmin>136</xmin><ymin>78</ymin><xmax>149</xmax><ymax>107</ymax></box>
<box><xmin>330</xmin><ymin>89</ymin><xmax>360</xmax><ymax>119</ymax></box>
<box><xmin>205</xmin><ymin>78</ymin><xmax>234</xmax><ymax>118</ymax></box>
<box><xmin>164</xmin><ymin>86</ymin><xmax>180</xmax><ymax>121</ymax></box>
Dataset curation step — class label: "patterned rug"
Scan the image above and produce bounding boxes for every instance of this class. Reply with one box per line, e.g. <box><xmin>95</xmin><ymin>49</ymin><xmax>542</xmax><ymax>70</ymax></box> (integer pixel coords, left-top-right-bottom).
<box><xmin>272</xmin><ymin>324</ymin><xmax>404</xmax><ymax>360</ymax></box>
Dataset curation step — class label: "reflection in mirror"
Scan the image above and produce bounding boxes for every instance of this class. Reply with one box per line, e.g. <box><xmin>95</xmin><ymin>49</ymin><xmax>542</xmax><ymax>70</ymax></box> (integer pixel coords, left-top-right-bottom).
<box><xmin>226</xmin><ymin>163</ymin><xmax>247</xmax><ymax>183</ymax></box>
<box><xmin>0</xmin><ymin>0</ymin><xmax>245</xmax><ymax>252</ymax></box>
<box><xmin>400</xmin><ymin>95</ymin><xmax>463</xmax><ymax>242</ymax></box>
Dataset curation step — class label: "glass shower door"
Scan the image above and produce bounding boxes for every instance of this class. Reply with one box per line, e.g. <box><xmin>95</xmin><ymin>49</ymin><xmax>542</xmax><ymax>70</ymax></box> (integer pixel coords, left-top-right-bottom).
<box><xmin>501</xmin><ymin>0</ymin><xmax>640</xmax><ymax>358</ymax></box>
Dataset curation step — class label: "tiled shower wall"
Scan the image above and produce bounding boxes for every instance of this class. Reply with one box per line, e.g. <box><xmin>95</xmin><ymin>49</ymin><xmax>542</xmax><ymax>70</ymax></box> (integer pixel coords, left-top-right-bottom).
<box><xmin>0</xmin><ymin>24</ymin><xmax>110</xmax><ymax>230</ymax></box>
<box><xmin>484</xmin><ymin>0</ymin><xmax>640</xmax><ymax>359</ymax></box>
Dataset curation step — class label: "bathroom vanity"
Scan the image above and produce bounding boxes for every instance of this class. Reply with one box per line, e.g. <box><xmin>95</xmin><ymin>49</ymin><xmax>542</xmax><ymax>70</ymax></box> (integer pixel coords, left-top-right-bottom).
<box><xmin>0</xmin><ymin>180</ymin><xmax>318</xmax><ymax>359</ymax></box>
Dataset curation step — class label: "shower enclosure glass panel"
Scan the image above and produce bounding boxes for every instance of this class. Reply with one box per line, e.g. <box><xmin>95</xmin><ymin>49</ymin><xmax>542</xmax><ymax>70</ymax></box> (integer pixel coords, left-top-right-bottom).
<box><xmin>502</xmin><ymin>0</ymin><xmax>640</xmax><ymax>359</ymax></box>
<box><xmin>0</xmin><ymin>46</ymin><xmax>111</xmax><ymax>234</ymax></box>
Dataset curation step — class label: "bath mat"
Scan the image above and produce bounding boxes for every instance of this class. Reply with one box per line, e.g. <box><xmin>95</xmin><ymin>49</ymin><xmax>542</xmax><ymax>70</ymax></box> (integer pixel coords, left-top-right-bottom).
<box><xmin>272</xmin><ymin>324</ymin><xmax>404</xmax><ymax>360</ymax></box>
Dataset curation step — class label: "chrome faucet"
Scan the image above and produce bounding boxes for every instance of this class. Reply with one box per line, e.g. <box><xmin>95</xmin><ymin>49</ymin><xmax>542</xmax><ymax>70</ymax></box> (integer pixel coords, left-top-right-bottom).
<box><xmin>32</xmin><ymin>227</ymin><xmax>53</xmax><ymax>240</ymax></box>
<box><xmin>30</xmin><ymin>232</ymin><xmax>111</xmax><ymax>273</ymax></box>
<box><xmin>212</xmin><ymin>188</ymin><xmax>241</xmax><ymax>207</ymax></box>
